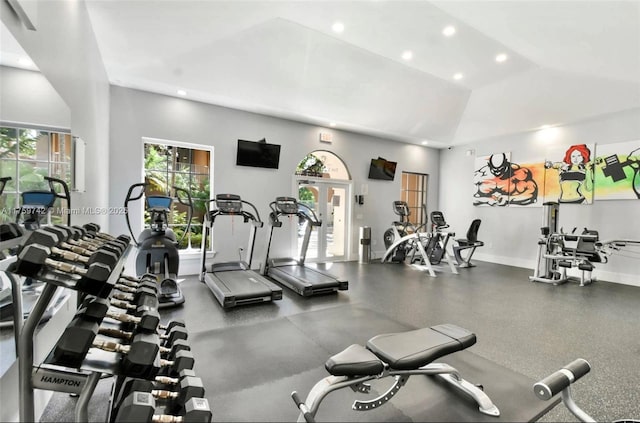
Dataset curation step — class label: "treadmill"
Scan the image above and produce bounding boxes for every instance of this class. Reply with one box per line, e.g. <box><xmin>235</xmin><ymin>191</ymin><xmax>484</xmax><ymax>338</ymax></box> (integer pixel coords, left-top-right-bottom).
<box><xmin>199</xmin><ymin>194</ymin><xmax>282</xmax><ymax>309</ymax></box>
<box><xmin>263</xmin><ymin>196</ymin><xmax>348</xmax><ymax>296</ymax></box>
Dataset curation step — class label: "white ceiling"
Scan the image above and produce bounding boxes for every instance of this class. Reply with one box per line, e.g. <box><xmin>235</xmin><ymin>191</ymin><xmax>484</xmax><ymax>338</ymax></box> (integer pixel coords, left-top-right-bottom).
<box><xmin>3</xmin><ymin>1</ymin><xmax>640</xmax><ymax>148</ymax></box>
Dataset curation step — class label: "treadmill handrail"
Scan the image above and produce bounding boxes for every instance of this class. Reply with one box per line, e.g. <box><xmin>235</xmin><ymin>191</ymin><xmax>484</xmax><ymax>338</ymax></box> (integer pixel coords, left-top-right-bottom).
<box><xmin>268</xmin><ymin>197</ymin><xmax>321</xmax><ymax>226</ymax></box>
<box><xmin>206</xmin><ymin>195</ymin><xmax>263</xmax><ymax>226</ymax></box>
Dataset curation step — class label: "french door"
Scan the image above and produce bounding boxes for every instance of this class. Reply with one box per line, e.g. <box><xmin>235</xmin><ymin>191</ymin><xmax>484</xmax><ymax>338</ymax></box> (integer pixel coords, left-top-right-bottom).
<box><xmin>295</xmin><ymin>177</ymin><xmax>351</xmax><ymax>262</ymax></box>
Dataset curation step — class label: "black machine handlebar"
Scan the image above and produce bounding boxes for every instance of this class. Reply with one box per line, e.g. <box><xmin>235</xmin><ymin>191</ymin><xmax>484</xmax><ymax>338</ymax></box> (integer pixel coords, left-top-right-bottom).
<box><xmin>124</xmin><ymin>182</ymin><xmax>194</xmax><ymax>246</ymax></box>
<box><xmin>533</xmin><ymin>358</ymin><xmax>591</xmax><ymax>400</ymax></box>
<box><xmin>125</xmin><ymin>182</ymin><xmax>147</xmax><ymax>204</ymax></box>
<box><xmin>0</xmin><ymin>176</ymin><xmax>11</xmax><ymax>195</ymax></box>
<box><xmin>45</xmin><ymin>176</ymin><xmax>72</xmax><ymax>226</ymax></box>
<box><xmin>269</xmin><ymin>196</ymin><xmax>321</xmax><ymax>226</ymax></box>
<box><xmin>208</xmin><ymin>194</ymin><xmax>263</xmax><ymax>227</ymax></box>
<box><xmin>173</xmin><ymin>186</ymin><xmax>193</xmax><ymax>245</ymax></box>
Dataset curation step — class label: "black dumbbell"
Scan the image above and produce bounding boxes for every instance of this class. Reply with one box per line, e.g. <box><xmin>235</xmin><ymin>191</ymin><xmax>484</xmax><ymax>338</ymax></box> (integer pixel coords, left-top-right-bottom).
<box><xmin>115</xmin><ymin>280</ymin><xmax>158</xmax><ymax>295</ymax></box>
<box><xmin>27</xmin><ymin>228</ymin><xmax>120</xmax><ymax>268</ymax></box>
<box><xmin>53</xmin><ymin>318</ymin><xmax>193</xmax><ymax>377</ymax></box>
<box><xmin>160</xmin><ymin>319</ymin><xmax>186</xmax><ymax>333</ymax></box>
<box><xmin>13</xmin><ymin>244</ymin><xmax>112</xmax><ymax>282</ymax></box>
<box><xmin>112</xmin><ymin>374</ymin><xmax>204</xmax><ymax>415</ymax></box>
<box><xmin>51</xmin><ymin>317</ymin><xmax>154</xmax><ymax>368</ymax></box>
<box><xmin>118</xmin><ymin>275</ymin><xmax>159</xmax><ymax>291</ymax></box>
<box><xmin>112</xmin><ymin>287</ymin><xmax>159</xmax><ymax>311</ymax></box>
<box><xmin>115</xmin><ymin>392</ymin><xmax>211</xmax><ymax>423</ymax></box>
<box><xmin>112</xmin><ymin>368</ymin><xmax>196</xmax><ymax>400</ymax></box>
<box><xmin>122</xmin><ymin>273</ymin><xmax>157</xmax><ymax>284</ymax></box>
<box><xmin>83</xmin><ymin>223</ymin><xmax>131</xmax><ymax>245</ymax></box>
<box><xmin>0</xmin><ymin>222</ymin><xmax>23</xmax><ymax>241</ymax></box>
<box><xmin>47</xmin><ymin>225</ymin><xmax>102</xmax><ymax>250</ymax></box>
<box><xmin>42</xmin><ymin>226</ymin><xmax>116</xmax><ymax>255</ymax></box>
<box><xmin>77</xmin><ymin>297</ymin><xmax>160</xmax><ymax>332</ymax></box>
<box><xmin>92</xmin><ymin>337</ymin><xmax>194</xmax><ymax>378</ymax></box>
<box><xmin>160</xmin><ymin>325</ymin><xmax>189</xmax><ymax>346</ymax></box>
<box><xmin>58</xmin><ymin>225</ymin><xmax>129</xmax><ymax>255</ymax></box>
<box><xmin>99</xmin><ymin>324</ymin><xmax>188</xmax><ymax>347</ymax></box>
<box><xmin>52</xmin><ymin>316</ymin><xmax>112</xmax><ymax>367</ymax></box>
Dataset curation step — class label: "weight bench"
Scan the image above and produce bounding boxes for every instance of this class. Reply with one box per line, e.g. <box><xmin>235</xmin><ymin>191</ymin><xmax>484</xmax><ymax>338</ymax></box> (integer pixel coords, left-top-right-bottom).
<box><xmin>292</xmin><ymin>324</ymin><xmax>500</xmax><ymax>422</ymax></box>
<box><xmin>453</xmin><ymin>219</ymin><xmax>484</xmax><ymax>268</ymax></box>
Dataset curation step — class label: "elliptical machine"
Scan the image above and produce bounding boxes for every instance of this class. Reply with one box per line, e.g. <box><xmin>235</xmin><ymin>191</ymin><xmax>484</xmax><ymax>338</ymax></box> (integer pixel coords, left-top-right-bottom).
<box><xmin>15</xmin><ymin>176</ymin><xmax>71</xmax><ymax>230</ymax></box>
<box><xmin>124</xmin><ymin>183</ymin><xmax>193</xmax><ymax>308</ymax></box>
<box><xmin>382</xmin><ymin>201</ymin><xmax>425</xmax><ymax>263</ymax></box>
<box><xmin>381</xmin><ymin>202</ymin><xmax>458</xmax><ymax>277</ymax></box>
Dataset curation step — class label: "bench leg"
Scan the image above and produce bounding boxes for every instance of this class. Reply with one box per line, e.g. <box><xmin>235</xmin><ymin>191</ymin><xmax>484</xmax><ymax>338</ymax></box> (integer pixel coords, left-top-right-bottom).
<box><xmin>437</xmin><ymin>372</ymin><xmax>501</xmax><ymax>416</ymax></box>
<box><xmin>292</xmin><ymin>375</ymin><xmax>373</xmax><ymax>422</ymax></box>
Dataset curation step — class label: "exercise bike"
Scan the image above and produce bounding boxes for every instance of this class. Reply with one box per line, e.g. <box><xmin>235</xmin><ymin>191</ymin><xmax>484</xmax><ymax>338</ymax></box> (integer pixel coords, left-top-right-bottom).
<box><xmin>381</xmin><ymin>202</ymin><xmax>458</xmax><ymax>277</ymax></box>
<box><xmin>124</xmin><ymin>183</ymin><xmax>193</xmax><ymax>308</ymax></box>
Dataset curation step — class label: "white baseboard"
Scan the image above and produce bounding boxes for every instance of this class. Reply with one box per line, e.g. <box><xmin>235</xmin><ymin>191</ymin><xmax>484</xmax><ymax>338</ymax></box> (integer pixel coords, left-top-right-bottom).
<box><xmin>175</xmin><ymin>249</ymin><xmax>638</xmax><ymax>288</ymax></box>
<box><xmin>473</xmin><ymin>252</ymin><xmax>639</xmax><ymax>288</ymax></box>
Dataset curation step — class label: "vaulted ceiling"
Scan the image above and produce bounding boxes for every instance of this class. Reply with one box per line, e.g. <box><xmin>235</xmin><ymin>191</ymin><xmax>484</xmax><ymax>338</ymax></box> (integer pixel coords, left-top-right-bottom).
<box><xmin>3</xmin><ymin>1</ymin><xmax>640</xmax><ymax>148</ymax></box>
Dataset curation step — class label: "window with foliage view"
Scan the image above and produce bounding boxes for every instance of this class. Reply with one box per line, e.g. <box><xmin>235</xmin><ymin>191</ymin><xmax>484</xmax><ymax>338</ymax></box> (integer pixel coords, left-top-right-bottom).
<box><xmin>0</xmin><ymin>126</ymin><xmax>73</xmax><ymax>224</ymax></box>
<box><xmin>144</xmin><ymin>142</ymin><xmax>211</xmax><ymax>250</ymax></box>
<box><xmin>401</xmin><ymin>172</ymin><xmax>428</xmax><ymax>229</ymax></box>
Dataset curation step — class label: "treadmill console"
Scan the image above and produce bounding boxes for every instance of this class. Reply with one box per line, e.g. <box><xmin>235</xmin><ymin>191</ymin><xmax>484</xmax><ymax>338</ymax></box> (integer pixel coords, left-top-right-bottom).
<box><xmin>275</xmin><ymin>197</ymin><xmax>299</xmax><ymax>214</ymax></box>
<box><xmin>216</xmin><ymin>194</ymin><xmax>243</xmax><ymax>213</ymax></box>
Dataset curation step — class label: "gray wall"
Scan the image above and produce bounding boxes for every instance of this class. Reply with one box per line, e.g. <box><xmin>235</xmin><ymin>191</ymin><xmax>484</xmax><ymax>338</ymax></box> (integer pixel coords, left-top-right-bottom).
<box><xmin>440</xmin><ymin>108</ymin><xmax>640</xmax><ymax>286</ymax></box>
<box><xmin>108</xmin><ymin>86</ymin><xmax>440</xmax><ymax>269</ymax></box>
<box><xmin>0</xmin><ymin>66</ymin><xmax>70</xmax><ymax>128</ymax></box>
<box><xmin>1</xmin><ymin>0</ymin><xmax>111</xmax><ymax>227</ymax></box>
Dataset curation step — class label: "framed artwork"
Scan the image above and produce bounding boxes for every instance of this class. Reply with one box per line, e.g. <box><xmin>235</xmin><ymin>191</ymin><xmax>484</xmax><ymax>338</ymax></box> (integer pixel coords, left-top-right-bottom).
<box><xmin>543</xmin><ymin>144</ymin><xmax>596</xmax><ymax>205</ymax></box>
<box><xmin>473</xmin><ymin>152</ymin><xmax>539</xmax><ymax>207</ymax></box>
<box><xmin>593</xmin><ymin>140</ymin><xmax>640</xmax><ymax>200</ymax></box>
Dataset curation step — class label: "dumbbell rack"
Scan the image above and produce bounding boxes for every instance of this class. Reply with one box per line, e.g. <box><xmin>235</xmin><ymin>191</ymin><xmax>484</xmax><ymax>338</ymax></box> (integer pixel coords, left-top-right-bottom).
<box><xmin>12</xmin><ymin>241</ymin><xmax>132</xmax><ymax>423</ymax></box>
<box><xmin>0</xmin><ymin>232</ymin><xmax>28</xmax><ymax>349</ymax></box>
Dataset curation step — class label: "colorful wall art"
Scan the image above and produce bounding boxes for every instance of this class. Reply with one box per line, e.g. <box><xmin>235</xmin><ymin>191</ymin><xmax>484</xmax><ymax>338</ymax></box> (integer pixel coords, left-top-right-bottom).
<box><xmin>473</xmin><ymin>152</ymin><xmax>540</xmax><ymax>207</ymax></box>
<box><xmin>593</xmin><ymin>140</ymin><xmax>640</xmax><ymax>200</ymax></box>
<box><xmin>543</xmin><ymin>144</ymin><xmax>596</xmax><ymax>205</ymax></box>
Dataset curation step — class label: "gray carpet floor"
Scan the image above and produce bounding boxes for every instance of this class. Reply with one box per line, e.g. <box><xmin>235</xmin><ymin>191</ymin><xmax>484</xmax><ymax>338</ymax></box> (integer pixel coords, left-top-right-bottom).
<box><xmin>40</xmin><ymin>260</ymin><xmax>640</xmax><ymax>422</ymax></box>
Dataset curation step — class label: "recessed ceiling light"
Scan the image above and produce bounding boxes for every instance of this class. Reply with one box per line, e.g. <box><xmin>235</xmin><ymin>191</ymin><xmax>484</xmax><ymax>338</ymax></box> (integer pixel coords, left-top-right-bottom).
<box><xmin>329</xmin><ymin>122</ymin><xmax>336</xmax><ymax>127</ymax></box>
<box><xmin>18</xmin><ymin>57</ymin><xmax>32</xmax><ymax>66</ymax></box>
<box><xmin>453</xmin><ymin>73</ymin><xmax>464</xmax><ymax>80</ymax></box>
<box><xmin>401</xmin><ymin>50</ymin><xmax>413</xmax><ymax>61</ymax></box>
<box><xmin>442</xmin><ymin>25</ymin><xmax>456</xmax><ymax>37</ymax></box>
<box><xmin>421</xmin><ymin>141</ymin><xmax>429</xmax><ymax>145</ymax></box>
<box><xmin>177</xmin><ymin>90</ymin><xmax>187</xmax><ymax>96</ymax></box>
<box><xmin>332</xmin><ymin>22</ymin><xmax>344</xmax><ymax>33</ymax></box>
<box><xmin>495</xmin><ymin>53</ymin><xmax>508</xmax><ymax>63</ymax></box>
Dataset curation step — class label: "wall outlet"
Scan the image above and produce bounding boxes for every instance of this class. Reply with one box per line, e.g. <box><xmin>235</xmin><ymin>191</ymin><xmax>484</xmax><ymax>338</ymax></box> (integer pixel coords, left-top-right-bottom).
<box><xmin>356</xmin><ymin>213</ymin><xmax>363</xmax><ymax>219</ymax></box>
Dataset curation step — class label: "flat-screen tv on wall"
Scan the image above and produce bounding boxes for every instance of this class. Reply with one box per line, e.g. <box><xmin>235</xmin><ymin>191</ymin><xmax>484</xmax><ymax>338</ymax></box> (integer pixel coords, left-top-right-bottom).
<box><xmin>236</xmin><ymin>139</ymin><xmax>281</xmax><ymax>169</ymax></box>
<box><xmin>368</xmin><ymin>157</ymin><xmax>397</xmax><ymax>181</ymax></box>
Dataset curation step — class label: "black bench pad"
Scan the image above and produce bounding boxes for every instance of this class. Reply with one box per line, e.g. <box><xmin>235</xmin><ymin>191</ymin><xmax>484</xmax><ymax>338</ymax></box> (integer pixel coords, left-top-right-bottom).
<box><xmin>325</xmin><ymin>344</ymin><xmax>384</xmax><ymax>376</ymax></box>
<box><xmin>366</xmin><ymin>324</ymin><xmax>476</xmax><ymax>370</ymax></box>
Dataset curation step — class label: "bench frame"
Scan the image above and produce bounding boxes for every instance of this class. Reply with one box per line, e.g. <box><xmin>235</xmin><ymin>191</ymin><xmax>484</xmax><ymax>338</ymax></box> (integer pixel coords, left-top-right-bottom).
<box><xmin>292</xmin><ymin>361</ymin><xmax>500</xmax><ymax>422</ymax></box>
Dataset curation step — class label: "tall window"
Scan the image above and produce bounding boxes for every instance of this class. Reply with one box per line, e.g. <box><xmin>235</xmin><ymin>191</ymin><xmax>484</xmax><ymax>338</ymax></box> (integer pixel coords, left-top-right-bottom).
<box><xmin>401</xmin><ymin>172</ymin><xmax>428</xmax><ymax>228</ymax></box>
<box><xmin>143</xmin><ymin>141</ymin><xmax>212</xmax><ymax>250</ymax></box>
<box><xmin>0</xmin><ymin>125</ymin><xmax>74</xmax><ymax>224</ymax></box>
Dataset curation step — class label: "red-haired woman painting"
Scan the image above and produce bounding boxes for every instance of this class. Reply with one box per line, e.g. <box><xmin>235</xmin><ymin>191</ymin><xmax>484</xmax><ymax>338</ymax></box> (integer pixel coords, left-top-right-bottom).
<box><xmin>545</xmin><ymin>144</ymin><xmax>594</xmax><ymax>204</ymax></box>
